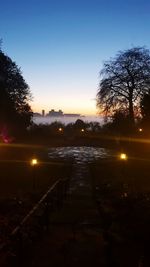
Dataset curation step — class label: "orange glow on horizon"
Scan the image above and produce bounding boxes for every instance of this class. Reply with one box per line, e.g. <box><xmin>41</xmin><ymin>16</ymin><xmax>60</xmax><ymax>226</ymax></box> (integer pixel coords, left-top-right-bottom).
<box><xmin>31</xmin><ymin>99</ymin><xmax>99</xmax><ymax>116</ymax></box>
<box><xmin>32</xmin><ymin>107</ymin><xmax>98</xmax><ymax>116</ymax></box>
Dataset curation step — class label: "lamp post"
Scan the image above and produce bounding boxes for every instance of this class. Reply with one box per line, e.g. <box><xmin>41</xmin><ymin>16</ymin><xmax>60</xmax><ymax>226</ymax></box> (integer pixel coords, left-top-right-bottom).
<box><xmin>138</xmin><ymin>128</ymin><xmax>143</xmax><ymax>133</ymax></box>
<box><xmin>119</xmin><ymin>153</ymin><xmax>128</xmax><ymax>197</ymax></box>
<box><xmin>30</xmin><ymin>158</ymin><xmax>38</xmax><ymax>191</ymax></box>
<box><xmin>58</xmin><ymin>127</ymin><xmax>63</xmax><ymax>132</ymax></box>
<box><xmin>119</xmin><ymin>153</ymin><xmax>128</xmax><ymax>161</ymax></box>
<box><xmin>31</xmin><ymin>158</ymin><xmax>38</xmax><ymax>166</ymax></box>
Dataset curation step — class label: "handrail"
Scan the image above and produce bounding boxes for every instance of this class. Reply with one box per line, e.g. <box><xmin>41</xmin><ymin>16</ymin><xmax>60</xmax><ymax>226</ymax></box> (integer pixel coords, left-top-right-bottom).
<box><xmin>11</xmin><ymin>179</ymin><xmax>60</xmax><ymax>236</ymax></box>
<box><xmin>0</xmin><ymin>177</ymin><xmax>69</xmax><ymax>261</ymax></box>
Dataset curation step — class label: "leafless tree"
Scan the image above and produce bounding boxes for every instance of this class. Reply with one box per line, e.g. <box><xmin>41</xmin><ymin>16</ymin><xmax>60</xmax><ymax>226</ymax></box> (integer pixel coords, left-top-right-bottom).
<box><xmin>97</xmin><ymin>47</ymin><xmax>150</xmax><ymax>122</ymax></box>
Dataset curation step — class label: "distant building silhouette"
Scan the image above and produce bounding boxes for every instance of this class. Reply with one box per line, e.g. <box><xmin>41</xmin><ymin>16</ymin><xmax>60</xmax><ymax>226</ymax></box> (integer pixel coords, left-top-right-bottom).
<box><xmin>42</xmin><ymin>109</ymin><xmax>45</xmax><ymax>116</ymax></box>
<box><xmin>48</xmin><ymin>109</ymin><xmax>63</xmax><ymax>116</ymax></box>
<box><xmin>33</xmin><ymin>109</ymin><xmax>81</xmax><ymax>117</ymax></box>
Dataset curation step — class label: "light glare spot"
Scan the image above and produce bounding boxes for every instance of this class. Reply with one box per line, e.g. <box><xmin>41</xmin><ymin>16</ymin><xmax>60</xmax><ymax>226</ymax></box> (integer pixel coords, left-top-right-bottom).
<box><xmin>138</xmin><ymin>128</ymin><xmax>143</xmax><ymax>132</ymax></box>
<box><xmin>31</xmin><ymin>158</ymin><xmax>38</xmax><ymax>166</ymax></box>
<box><xmin>120</xmin><ymin>153</ymin><xmax>127</xmax><ymax>160</ymax></box>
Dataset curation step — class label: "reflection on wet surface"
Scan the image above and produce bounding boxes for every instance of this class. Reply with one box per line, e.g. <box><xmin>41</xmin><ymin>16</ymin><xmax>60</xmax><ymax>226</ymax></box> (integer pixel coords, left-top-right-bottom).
<box><xmin>30</xmin><ymin>147</ymin><xmax>113</xmax><ymax>266</ymax></box>
<box><xmin>48</xmin><ymin>146</ymin><xmax>111</xmax><ymax>196</ymax></box>
<box><xmin>48</xmin><ymin>146</ymin><xmax>111</xmax><ymax>163</ymax></box>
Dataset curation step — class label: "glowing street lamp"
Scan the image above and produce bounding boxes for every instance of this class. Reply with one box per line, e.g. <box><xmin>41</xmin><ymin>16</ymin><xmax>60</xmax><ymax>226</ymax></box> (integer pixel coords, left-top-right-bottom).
<box><xmin>119</xmin><ymin>153</ymin><xmax>127</xmax><ymax>160</ymax></box>
<box><xmin>30</xmin><ymin>158</ymin><xmax>38</xmax><ymax>166</ymax></box>
<box><xmin>119</xmin><ymin>153</ymin><xmax>128</xmax><ymax>182</ymax></box>
<box><xmin>138</xmin><ymin>128</ymin><xmax>143</xmax><ymax>132</ymax></box>
<box><xmin>81</xmin><ymin>128</ymin><xmax>85</xmax><ymax>132</ymax></box>
<box><xmin>58</xmin><ymin>127</ymin><xmax>63</xmax><ymax>132</ymax></box>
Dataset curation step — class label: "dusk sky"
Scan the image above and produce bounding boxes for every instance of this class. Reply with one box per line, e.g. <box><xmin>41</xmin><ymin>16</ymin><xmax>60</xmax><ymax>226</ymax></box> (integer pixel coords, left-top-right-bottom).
<box><xmin>0</xmin><ymin>0</ymin><xmax>150</xmax><ymax>115</ymax></box>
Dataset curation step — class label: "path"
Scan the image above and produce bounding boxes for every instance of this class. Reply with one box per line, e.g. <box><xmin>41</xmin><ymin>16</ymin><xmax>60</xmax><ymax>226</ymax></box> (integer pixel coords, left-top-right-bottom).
<box><xmin>29</xmin><ymin>147</ymin><xmax>110</xmax><ymax>267</ymax></box>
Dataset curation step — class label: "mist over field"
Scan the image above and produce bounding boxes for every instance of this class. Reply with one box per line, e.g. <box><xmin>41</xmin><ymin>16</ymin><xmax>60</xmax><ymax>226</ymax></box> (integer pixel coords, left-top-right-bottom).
<box><xmin>33</xmin><ymin>115</ymin><xmax>104</xmax><ymax>125</ymax></box>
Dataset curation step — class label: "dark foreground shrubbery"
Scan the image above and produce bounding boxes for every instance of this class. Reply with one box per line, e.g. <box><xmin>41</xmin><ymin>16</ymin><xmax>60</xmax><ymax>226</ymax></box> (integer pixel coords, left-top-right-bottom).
<box><xmin>90</xmin><ymin>158</ymin><xmax>150</xmax><ymax>266</ymax></box>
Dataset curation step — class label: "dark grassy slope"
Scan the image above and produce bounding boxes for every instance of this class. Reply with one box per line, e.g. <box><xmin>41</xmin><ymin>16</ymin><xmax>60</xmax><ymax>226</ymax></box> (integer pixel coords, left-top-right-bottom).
<box><xmin>90</xmin><ymin>157</ymin><xmax>150</xmax><ymax>266</ymax></box>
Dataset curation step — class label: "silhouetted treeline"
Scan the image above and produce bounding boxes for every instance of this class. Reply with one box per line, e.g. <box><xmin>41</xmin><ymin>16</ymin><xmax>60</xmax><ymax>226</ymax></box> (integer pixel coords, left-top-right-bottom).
<box><xmin>13</xmin><ymin>116</ymin><xmax>148</xmax><ymax>150</ymax></box>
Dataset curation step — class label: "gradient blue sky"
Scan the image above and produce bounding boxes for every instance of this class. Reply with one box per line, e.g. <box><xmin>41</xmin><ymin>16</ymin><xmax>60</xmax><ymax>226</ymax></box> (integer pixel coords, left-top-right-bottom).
<box><xmin>0</xmin><ymin>0</ymin><xmax>150</xmax><ymax>115</ymax></box>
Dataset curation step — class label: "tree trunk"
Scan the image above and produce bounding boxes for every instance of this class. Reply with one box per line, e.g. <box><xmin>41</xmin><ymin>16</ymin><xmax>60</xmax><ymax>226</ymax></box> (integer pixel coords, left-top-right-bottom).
<box><xmin>129</xmin><ymin>95</ymin><xmax>134</xmax><ymax>123</ymax></box>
